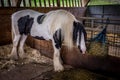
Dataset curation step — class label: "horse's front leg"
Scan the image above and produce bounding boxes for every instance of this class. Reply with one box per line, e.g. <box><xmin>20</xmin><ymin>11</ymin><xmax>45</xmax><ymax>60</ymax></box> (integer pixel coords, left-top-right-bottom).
<box><xmin>53</xmin><ymin>47</ymin><xmax>64</xmax><ymax>72</ymax></box>
<box><xmin>52</xmin><ymin>29</ymin><xmax>64</xmax><ymax>72</ymax></box>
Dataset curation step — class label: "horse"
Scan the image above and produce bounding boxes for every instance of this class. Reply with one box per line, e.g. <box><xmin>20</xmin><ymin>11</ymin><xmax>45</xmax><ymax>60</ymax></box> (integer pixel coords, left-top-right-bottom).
<box><xmin>10</xmin><ymin>9</ymin><xmax>87</xmax><ymax>72</ymax></box>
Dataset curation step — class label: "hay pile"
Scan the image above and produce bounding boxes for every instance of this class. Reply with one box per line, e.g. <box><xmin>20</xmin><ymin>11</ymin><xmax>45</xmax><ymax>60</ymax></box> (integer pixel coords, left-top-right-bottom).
<box><xmin>0</xmin><ymin>44</ymin><xmax>52</xmax><ymax>71</ymax></box>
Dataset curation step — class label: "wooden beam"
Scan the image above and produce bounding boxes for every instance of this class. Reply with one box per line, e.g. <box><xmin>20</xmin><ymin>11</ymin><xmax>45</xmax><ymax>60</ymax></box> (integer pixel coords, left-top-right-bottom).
<box><xmin>81</xmin><ymin>0</ymin><xmax>90</xmax><ymax>7</ymax></box>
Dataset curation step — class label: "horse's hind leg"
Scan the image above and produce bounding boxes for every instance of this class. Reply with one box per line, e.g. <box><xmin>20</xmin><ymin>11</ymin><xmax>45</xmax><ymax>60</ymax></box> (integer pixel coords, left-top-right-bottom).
<box><xmin>19</xmin><ymin>34</ymin><xmax>27</xmax><ymax>59</ymax></box>
<box><xmin>10</xmin><ymin>34</ymin><xmax>21</xmax><ymax>60</ymax></box>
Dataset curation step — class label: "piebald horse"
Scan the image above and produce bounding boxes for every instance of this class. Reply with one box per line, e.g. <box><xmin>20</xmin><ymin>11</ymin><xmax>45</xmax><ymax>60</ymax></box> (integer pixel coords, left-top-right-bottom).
<box><xmin>10</xmin><ymin>9</ymin><xmax>87</xmax><ymax>72</ymax></box>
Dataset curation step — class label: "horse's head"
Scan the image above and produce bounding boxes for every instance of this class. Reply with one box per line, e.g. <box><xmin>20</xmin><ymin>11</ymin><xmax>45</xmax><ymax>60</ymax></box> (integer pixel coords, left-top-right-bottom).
<box><xmin>73</xmin><ymin>21</ymin><xmax>87</xmax><ymax>54</ymax></box>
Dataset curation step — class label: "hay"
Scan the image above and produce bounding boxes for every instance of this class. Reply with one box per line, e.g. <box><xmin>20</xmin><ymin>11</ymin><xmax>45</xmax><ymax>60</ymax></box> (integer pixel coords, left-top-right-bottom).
<box><xmin>0</xmin><ymin>44</ymin><xmax>52</xmax><ymax>71</ymax></box>
<box><xmin>87</xmin><ymin>41</ymin><xmax>108</xmax><ymax>56</ymax></box>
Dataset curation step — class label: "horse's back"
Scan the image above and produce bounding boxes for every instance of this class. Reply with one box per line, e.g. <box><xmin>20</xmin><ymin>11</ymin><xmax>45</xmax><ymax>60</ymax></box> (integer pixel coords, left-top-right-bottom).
<box><xmin>12</xmin><ymin>9</ymin><xmax>43</xmax><ymax>20</ymax></box>
<box><xmin>43</xmin><ymin>10</ymin><xmax>77</xmax><ymax>33</ymax></box>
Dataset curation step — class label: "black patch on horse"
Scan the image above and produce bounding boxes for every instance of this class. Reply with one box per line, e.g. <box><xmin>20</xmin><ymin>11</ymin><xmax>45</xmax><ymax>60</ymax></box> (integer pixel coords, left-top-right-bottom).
<box><xmin>34</xmin><ymin>36</ymin><xmax>45</xmax><ymax>40</ymax></box>
<box><xmin>37</xmin><ymin>14</ymin><xmax>46</xmax><ymax>24</ymax></box>
<box><xmin>18</xmin><ymin>15</ymin><xmax>34</xmax><ymax>35</ymax></box>
<box><xmin>53</xmin><ymin>29</ymin><xmax>62</xmax><ymax>49</ymax></box>
<box><xmin>73</xmin><ymin>21</ymin><xmax>87</xmax><ymax>44</ymax></box>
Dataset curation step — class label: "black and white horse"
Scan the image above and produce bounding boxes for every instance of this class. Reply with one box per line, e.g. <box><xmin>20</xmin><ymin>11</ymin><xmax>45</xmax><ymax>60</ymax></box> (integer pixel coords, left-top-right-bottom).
<box><xmin>10</xmin><ymin>9</ymin><xmax>87</xmax><ymax>72</ymax></box>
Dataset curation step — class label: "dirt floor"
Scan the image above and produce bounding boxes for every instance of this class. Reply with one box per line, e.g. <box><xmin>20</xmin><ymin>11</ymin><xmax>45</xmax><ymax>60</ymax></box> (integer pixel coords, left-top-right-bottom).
<box><xmin>0</xmin><ymin>44</ymin><xmax>118</xmax><ymax>80</ymax></box>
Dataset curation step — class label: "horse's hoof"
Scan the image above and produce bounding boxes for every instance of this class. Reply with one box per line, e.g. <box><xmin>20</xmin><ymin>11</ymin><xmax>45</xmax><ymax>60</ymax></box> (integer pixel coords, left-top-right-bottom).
<box><xmin>54</xmin><ymin>65</ymin><xmax>64</xmax><ymax>72</ymax></box>
<box><xmin>19</xmin><ymin>53</ymin><xmax>26</xmax><ymax>59</ymax></box>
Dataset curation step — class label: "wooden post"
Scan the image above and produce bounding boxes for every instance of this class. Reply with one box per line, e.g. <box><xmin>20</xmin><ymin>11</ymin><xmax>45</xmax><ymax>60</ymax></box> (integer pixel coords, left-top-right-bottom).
<box><xmin>81</xmin><ymin>0</ymin><xmax>90</xmax><ymax>7</ymax></box>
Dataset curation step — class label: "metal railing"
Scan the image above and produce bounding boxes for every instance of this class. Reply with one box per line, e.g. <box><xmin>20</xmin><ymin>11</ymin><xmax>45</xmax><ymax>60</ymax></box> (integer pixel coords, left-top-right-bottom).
<box><xmin>80</xmin><ymin>17</ymin><xmax>120</xmax><ymax>57</ymax></box>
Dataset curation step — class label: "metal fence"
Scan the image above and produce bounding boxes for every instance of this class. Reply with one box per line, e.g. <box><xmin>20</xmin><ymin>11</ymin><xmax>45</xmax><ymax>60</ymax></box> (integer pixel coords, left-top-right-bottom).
<box><xmin>80</xmin><ymin>17</ymin><xmax>120</xmax><ymax>57</ymax></box>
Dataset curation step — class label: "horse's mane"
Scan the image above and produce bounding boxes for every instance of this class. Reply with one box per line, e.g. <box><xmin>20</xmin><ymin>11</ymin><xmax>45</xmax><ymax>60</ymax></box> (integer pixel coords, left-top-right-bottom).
<box><xmin>45</xmin><ymin>10</ymin><xmax>78</xmax><ymax>49</ymax></box>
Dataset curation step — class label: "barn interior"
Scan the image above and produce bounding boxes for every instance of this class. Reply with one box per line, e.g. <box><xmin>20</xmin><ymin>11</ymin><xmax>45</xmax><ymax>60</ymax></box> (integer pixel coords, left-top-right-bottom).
<box><xmin>0</xmin><ymin>0</ymin><xmax>120</xmax><ymax>80</ymax></box>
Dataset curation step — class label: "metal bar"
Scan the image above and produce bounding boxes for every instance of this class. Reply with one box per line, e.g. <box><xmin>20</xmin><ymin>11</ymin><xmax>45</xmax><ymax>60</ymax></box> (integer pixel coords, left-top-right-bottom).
<box><xmin>91</xmin><ymin>19</ymin><xmax>94</xmax><ymax>38</ymax></box>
